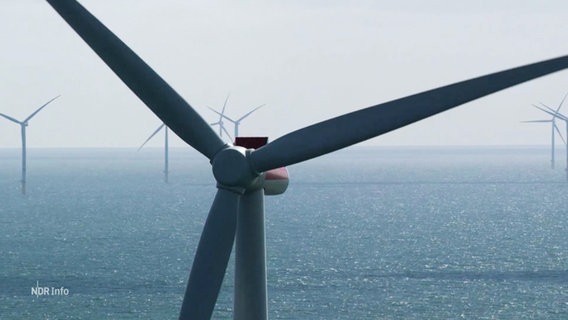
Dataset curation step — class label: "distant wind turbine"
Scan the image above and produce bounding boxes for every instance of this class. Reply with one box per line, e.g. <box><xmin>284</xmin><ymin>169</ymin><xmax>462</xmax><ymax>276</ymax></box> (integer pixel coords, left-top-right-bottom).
<box><xmin>522</xmin><ymin>93</ymin><xmax>567</xmax><ymax>168</ymax></box>
<box><xmin>208</xmin><ymin>103</ymin><xmax>265</xmax><ymax>139</ymax></box>
<box><xmin>138</xmin><ymin>123</ymin><xmax>169</xmax><ymax>183</ymax></box>
<box><xmin>534</xmin><ymin>104</ymin><xmax>568</xmax><ymax>181</ymax></box>
<box><xmin>208</xmin><ymin>94</ymin><xmax>232</xmax><ymax>141</ymax></box>
<box><xmin>0</xmin><ymin>95</ymin><xmax>60</xmax><ymax>194</ymax></box>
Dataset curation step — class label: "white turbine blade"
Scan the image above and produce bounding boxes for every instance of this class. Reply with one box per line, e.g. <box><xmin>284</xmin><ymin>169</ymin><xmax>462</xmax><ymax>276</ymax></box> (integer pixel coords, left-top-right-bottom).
<box><xmin>533</xmin><ymin>104</ymin><xmax>559</xmax><ymax>118</ymax></box>
<box><xmin>533</xmin><ymin>103</ymin><xmax>552</xmax><ymax>114</ymax></box>
<box><xmin>47</xmin><ymin>0</ymin><xmax>225</xmax><ymax>160</ymax></box>
<box><xmin>250</xmin><ymin>55</ymin><xmax>568</xmax><ymax>172</ymax></box>
<box><xmin>221</xmin><ymin>93</ymin><xmax>230</xmax><ymax>114</ymax></box>
<box><xmin>207</xmin><ymin>106</ymin><xmax>225</xmax><ymax>136</ymax></box>
<box><xmin>137</xmin><ymin>123</ymin><xmax>165</xmax><ymax>151</ymax></box>
<box><xmin>221</xmin><ymin>125</ymin><xmax>233</xmax><ymax>141</ymax></box>
<box><xmin>557</xmin><ymin>92</ymin><xmax>568</xmax><ymax>112</ymax></box>
<box><xmin>543</xmin><ymin>104</ymin><xmax>568</xmax><ymax>120</ymax></box>
<box><xmin>534</xmin><ymin>104</ymin><xmax>557</xmax><ymax>117</ymax></box>
<box><xmin>24</xmin><ymin>95</ymin><xmax>60</xmax><ymax>123</ymax></box>
<box><xmin>554</xmin><ymin>122</ymin><xmax>566</xmax><ymax>144</ymax></box>
<box><xmin>0</xmin><ymin>112</ymin><xmax>21</xmax><ymax>124</ymax></box>
<box><xmin>237</xmin><ymin>104</ymin><xmax>265</xmax><ymax>122</ymax></box>
<box><xmin>207</xmin><ymin>104</ymin><xmax>223</xmax><ymax>123</ymax></box>
<box><xmin>208</xmin><ymin>106</ymin><xmax>236</xmax><ymax>123</ymax></box>
<box><xmin>179</xmin><ymin>188</ymin><xmax>240</xmax><ymax>320</ymax></box>
<box><xmin>538</xmin><ymin>102</ymin><xmax>555</xmax><ymax>113</ymax></box>
<box><xmin>521</xmin><ymin>120</ymin><xmax>551</xmax><ymax>123</ymax></box>
<box><xmin>535</xmin><ymin>105</ymin><xmax>568</xmax><ymax>121</ymax></box>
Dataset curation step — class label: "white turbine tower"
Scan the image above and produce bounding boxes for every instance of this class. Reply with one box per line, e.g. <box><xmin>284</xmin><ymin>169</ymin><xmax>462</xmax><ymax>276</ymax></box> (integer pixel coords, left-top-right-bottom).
<box><xmin>138</xmin><ymin>123</ymin><xmax>169</xmax><ymax>183</ymax></box>
<box><xmin>0</xmin><ymin>95</ymin><xmax>60</xmax><ymax>194</ymax></box>
<box><xmin>208</xmin><ymin>94</ymin><xmax>232</xmax><ymax>141</ymax></box>
<box><xmin>209</xmin><ymin>103</ymin><xmax>265</xmax><ymax>139</ymax></box>
<box><xmin>523</xmin><ymin>93</ymin><xmax>567</xmax><ymax>168</ymax></box>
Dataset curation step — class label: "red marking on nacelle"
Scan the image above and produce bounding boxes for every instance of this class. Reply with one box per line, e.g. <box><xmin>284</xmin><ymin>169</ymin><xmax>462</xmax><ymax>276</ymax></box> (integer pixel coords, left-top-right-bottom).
<box><xmin>235</xmin><ymin>137</ymin><xmax>268</xmax><ymax>149</ymax></box>
<box><xmin>266</xmin><ymin>167</ymin><xmax>289</xmax><ymax>180</ymax></box>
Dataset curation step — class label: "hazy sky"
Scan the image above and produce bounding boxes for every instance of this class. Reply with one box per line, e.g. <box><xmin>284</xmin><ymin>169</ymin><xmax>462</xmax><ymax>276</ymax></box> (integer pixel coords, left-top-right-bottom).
<box><xmin>1</xmin><ymin>1</ymin><xmax>568</xmax><ymax>149</ymax></box>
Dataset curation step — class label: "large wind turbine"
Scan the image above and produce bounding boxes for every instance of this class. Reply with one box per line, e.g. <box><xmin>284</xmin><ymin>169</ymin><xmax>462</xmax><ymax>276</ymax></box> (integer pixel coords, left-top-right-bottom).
<box><xmin>522</xmin><ymin>93</ymin><xmax>567</xmax><ymax>168</ymax></box>
<box><xmin>45</xmin><ymin>1</ymin><xmax>568</xmax><ymax>319</ymax></box>
<box><xmin>208</xmin><ymin>103</ymin><xmax>265</xmax><ymax>139</ymax></box>
<box><xmin>0</xmin><ymin>95</ymin><xmax>59</xmax><ymax>194</ymax></box>
<box><xmin>209</xmin><ymin>94</ymin><xmax>233</xmax><ymax>141</ymax></box>
<box><xmin>138</xmin><ymin>123</ymin><xmax>169</xmax><ymax>183</ymax></box>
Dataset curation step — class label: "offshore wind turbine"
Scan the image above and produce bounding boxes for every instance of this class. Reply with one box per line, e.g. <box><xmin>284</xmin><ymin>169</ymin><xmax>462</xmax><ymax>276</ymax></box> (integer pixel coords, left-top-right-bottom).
<box><xmin>138</xmin><ymin>123</ymin><xmax>169</xmax><ymax>183</ymax></box>
<box><xmin>522</xmin><ymin>93</ymin><xmax>567</xmax><ymax>168</ymax></box>
<box><xmin>0</xmin><ymin>95</ymin><xmax>59</xmax><ymax>194</ymax></box>
<box><xmin>534</xmin><ymin>104</ymin><xmax>568</xmax><ymax>181</ymax></box>
<box><xmin>523</xmin><ymin>117</ymin><xmax>563</xmax><ymax>168</ymax></box>
<box><xmin>208</xmin><ymin>103</ymin><xmax>265</xmax><ymax>139</ymax></box>
<box><xmin>208</xmin><ymin>94</ymin><xmax>232</xmax><ymax>141</ymax></box>
<box><xmin>46</xmin><ymin>0</ymin><xmax>568</xmax><ymax>319</ymax></box>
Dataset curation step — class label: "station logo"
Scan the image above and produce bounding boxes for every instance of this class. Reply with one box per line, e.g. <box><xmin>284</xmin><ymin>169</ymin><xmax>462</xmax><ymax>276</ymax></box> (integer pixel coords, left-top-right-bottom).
<box><xmin>31</xmin><ymin>281</ymin><xmax>69</xmax><ymax>297</ymax></box>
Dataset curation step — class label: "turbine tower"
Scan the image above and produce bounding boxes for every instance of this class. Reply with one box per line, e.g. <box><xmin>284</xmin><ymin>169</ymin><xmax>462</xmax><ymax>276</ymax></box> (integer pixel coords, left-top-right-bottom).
<box><xmin>208</xmin><ymin>103</ymin><xmax>265</xmax><ymax>139</ymax></box>
<box><xmin>46</xmin><ymin>0</ymin><xmax>568</xmax><ymax>319</ymax></box>
<box><xmin>522</xmin><ymin>93</ymin><xmax>567</xmax><ymax>168</ymax></box>
<box><xmin>0</xmin><ymin>95</ymin><xmax>59</xmax><ymax>194</ymax></box>
<box><xmin>138</xmin><ymin>123</ymin><xmax>169</xmax><ymax>183</ymax></box>
<box><xmin>209</xmin><ymin>94</ymin><xmax>232</xmax><ymax>141</ymax></box>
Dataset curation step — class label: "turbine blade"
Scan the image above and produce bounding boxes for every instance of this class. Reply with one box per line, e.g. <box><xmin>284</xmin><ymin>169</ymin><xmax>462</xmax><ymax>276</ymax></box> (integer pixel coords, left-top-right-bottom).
<box><xmin>221</xmin><ymin>125</ymin><xmax>233</xmax><ymax>141</ymax></box>
<box><xmin>533</xmin><ymin>103</ymin><xmax>560</xmax><ymax>119</ymax></box>
<box><xmin>536</xmin><ymin>104</ymin><xmax>568</xmax><ymax>121</ymax></box>
<box><xmin>24</xmin><ymin>95</ymin><xmax>60</xmax><ymax>123</ymax></box>
<box><xmin>534</xmin><ymin>105</ymin><xmax>555</xmax><ymax>116</ymax></box>
<box><xmin>250</xmin><ymin>55</ymin><xmax>568</xmax><ymax>172</ymax></box>
<box><xmin>137</xmin><ymin>123</ymin><xmax>165</xmax><ymax>151</ymax></box>
<box><xmin>46</xmin><ymin>0</ymin><xmax>225</xmax><ymax>160</ymax></box>
<box><xmin>546</xmin><ymin>104</ymin><xmax>568</xmax><ymax>120</ymax></box>
<box><xmin>0</xmin><ymin>112</ymin><xmax>21</xmax><ymax>124</ymax></box>
<box><xmin>538</xmin><ymin>102</ymin><xmax>555</xmax><ymax>113</ymax></box>
<box><xmin>554</xmin><ymin>123</ymin><xmax>566</xmax><ymax>144</ymax></box>
<box><xmin>221</xmin><ymin>93</ymin><xmax>230</xmax><ymax>114</ymax></box>
<box><xmin>557</xmin><ymin>91</ymin><xmax>568</xmax><ymax>112</ymax></box>
<box><xmin>237</xmin><ymin>104</ymin><xmax>265</xmax><ymax>122</ymax></box>
<box><xmin>521</xmin><ymin>120</ymin><xmax>552</xmax><ymax>123</ymax></box>
<box><xmin>179</xmin><ymin>188</ymin><xmax>240</xmax><ymax>320</ymax></box>
<box><xmin>207</xmin><ymin>107</ymin><xmax>220</xmax><ymax>115</ymax></box>
<box><xmin>208</xmin><ymin>107</ymin><xmax>236</xmax><ymax>123</ymax></box>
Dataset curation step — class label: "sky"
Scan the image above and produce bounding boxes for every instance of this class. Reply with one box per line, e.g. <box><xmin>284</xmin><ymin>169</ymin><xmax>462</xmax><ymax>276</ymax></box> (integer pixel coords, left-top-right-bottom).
<box><xmin>1</xmin><ymin>0</ymin><xmax>568</xmax><ymax>149</ymax></box>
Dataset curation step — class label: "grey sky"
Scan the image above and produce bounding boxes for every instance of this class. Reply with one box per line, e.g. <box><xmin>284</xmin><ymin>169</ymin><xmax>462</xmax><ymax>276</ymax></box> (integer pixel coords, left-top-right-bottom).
<box><xmin>1</xmin><ymin>1</ymin><xmax>567</xmax><ymax>148</ymax></box>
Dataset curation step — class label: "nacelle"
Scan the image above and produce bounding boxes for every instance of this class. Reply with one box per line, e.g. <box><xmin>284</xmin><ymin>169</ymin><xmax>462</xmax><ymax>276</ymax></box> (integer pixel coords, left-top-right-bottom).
<box><xmin>233</xmin><ymin>136</ymin><xmax>289</xmax><ymax>195</ymax></box>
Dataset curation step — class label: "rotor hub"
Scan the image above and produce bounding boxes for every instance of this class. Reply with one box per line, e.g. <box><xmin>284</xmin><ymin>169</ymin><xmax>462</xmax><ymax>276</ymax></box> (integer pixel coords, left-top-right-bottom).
<box><xmin>212</xmin><ymin>146</ymin><xmax>259</xmax><ymax>188</ymax></box>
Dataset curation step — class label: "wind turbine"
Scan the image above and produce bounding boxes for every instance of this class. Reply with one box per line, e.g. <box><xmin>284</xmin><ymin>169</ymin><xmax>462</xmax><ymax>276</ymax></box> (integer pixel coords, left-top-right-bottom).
<box><xmin>138</xmin><ymin>123</ymin><xmax>169</xmax><ymax>183</ymax></box>
<box><xmin>208</xmin><ymin>103</ymin><xmax>265</xmax><ymax>139</ymax></box>
<box><xmin>522</xmin><ymin>93</ymin><xmax>567</xmax><ymax>168</ymax></box>
<box><xmin>46</xmin><ymin>1</ymin><xmax>568</xmax><ymax>319</ymax></box>
<box><xmin>0</xmin><ymin>95</ymin><xmax>59</xmax><ymax>194</ymax></box>
<box><xmin>534</xmin><ymin>104</ymin><xmax>568</xmax><ymax>181</ymax></box>
<box><xmin>209</xmin><ymin>94</ymin><xmax>233</xmax><ymax>141</ymax></box>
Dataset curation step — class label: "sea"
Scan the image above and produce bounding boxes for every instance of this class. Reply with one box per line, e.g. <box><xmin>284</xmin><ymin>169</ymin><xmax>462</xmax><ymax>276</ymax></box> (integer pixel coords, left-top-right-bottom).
<box><xmin>1</xmin><ymin>146</ymin><xmax>567</xmax><ymax>319</ymax></box>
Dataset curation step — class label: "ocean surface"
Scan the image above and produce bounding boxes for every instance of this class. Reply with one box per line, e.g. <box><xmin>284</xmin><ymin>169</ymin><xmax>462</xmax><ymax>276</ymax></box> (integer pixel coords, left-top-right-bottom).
<box><xmin>1</xmin><ymin>146</ymin><xmax>567</xmax><ymax>319</ymax></box>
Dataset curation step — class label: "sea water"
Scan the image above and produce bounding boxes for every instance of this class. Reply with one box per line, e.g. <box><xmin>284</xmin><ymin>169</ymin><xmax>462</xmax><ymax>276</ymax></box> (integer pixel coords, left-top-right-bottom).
<box><xmin>1</xmin><ymin>146</ymin><xmax>567</xmax><ymax>319</ymax></box>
